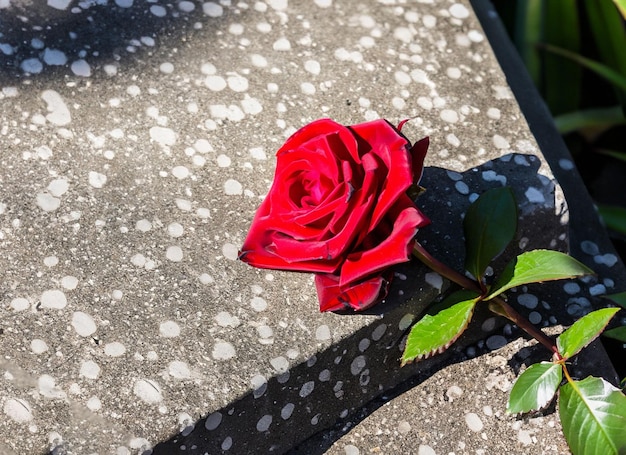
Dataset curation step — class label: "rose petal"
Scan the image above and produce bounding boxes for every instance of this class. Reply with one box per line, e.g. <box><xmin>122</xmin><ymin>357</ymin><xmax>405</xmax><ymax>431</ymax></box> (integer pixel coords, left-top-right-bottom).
<box><xmin>277</xmin><ymin>119</ymin><xmax>360</xmax><ymax>165</ymax></box>
<box><xmin>410</xmin><ymin>136</ymin><xmax>429</xmax><ymax>185</ymax></box>
<box><xmin>316</xmin><ymin>273</ymin><xmax>389</xmax><ymax>312</ymax></box>
<box><xmin>293</xmin><ymin>182</ymin><xmax>351</xmax><ymax>229</ymax></box>
<box><xmin>339</xmin><ymin>196</ymin><xmax>429</xmax><ymax>286</ymax></box>
<box><xmin>350</xmin><ymin>119</ymin><xmax>414</xmax><ymax>232</ymax></box>
<box><xmin>239</xmin><ymin>238</ymin><xmax>341</xmax><ymax>273</ymax></box>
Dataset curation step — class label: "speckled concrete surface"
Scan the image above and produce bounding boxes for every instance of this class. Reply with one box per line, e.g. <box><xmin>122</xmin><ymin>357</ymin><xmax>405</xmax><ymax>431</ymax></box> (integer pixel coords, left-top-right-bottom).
<box><xmin>323</xmin><ymin>334</ymin><xmax>573</xmax><ymax>455</ymax></box>
<box><xmin>0</xmin><ymin>0</ymin><xmax>623</xmax><ymax>454</ymax></box>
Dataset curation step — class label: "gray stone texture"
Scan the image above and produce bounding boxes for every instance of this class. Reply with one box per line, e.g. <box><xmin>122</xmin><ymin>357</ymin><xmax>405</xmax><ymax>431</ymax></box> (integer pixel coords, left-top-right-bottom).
<box><xmin>0</xmin><ymin>0</ymin><xmax>623</xmax><ymax>454</ymax></box>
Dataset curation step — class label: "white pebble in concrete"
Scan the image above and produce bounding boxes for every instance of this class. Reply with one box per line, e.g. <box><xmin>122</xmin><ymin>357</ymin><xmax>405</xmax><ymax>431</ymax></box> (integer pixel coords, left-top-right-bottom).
<box><xmin>440</xmin><ymin>109</ymin><xmax>459</xmax><ymax>123</ymax></box>
<box><xmin>205</xmin><ymin>75</ymin><xmax>227</xmax><ymax>91</ymax></box>
<box><xmin>31</xmin><ymin>339</ymin><xmax>49</xmax><ymax>354</ymax></box>
<box><xmin>149</xmin><ymin>127</ymin><xmax>177</xmax><ymax>146</ymax></box>
<box><xmin>36</xmin><ymin>193</ymin><xmax>61</xmax><ymax>212</ymax></box>
<box><xmin>167</xmin><ymin>223</ymin><xmax>184</xmax><ymax>237</ymax></box>
<box><xmin>41</xmin><ymin>289</ymin><xmax>67</xmax><ymax>309</ymax></box>
<box><xmin>71</xmin><ymin>311</ymin><xmax>97</xmax><ymax>337</ymax></box>
<box><xmin>61</xmin><ymin>276</ymin><xmax>78</xmax><ymax>290</ymax></box>
<box><xmin>104</xmin><ymin>342</ymin><xmax>126</xmax><ymax>357</ymax></box>
<box><xmin>43</xmin><ymin>256</ymin><xmax>59</xmax><ymax>267</ymax></box>
<box><xmin>71</xmin><ymin>60</ymin><xmax>91</xmax><ymax>77</ymax></box>
<box><xmin>166</xmin><ymin>246</ymin><xmax>184</xmax><ymax>262</ymax></box>
<box><xmin>88</xmin><ymin>172</ymin><xmax>107</xmax><ymax>189</ymax></box>
<box><xmin>270</xmin><ymin>356</ymin><xmax>289</xmax><ymax>373</ymax></box>
<box><xmin>486</xmin><ymin>335</ymin><xmax>507</xmax><ymax>350</ymax></box>
<box><xmin>4</xmin><ymin>398</ymin><xmax>33</xmax><ymax>422</ymax></box>
<box><xmin>160</xmin><ymin>62</ymin><xmax>174</xmax><ymax>74</ymax></box>
<box><xmin>256</xmin><ymin>414</ymin><xmax>272</xmax><ymax>432</ymax></box>
<box><xmin>529</xmin><ymin>311</ymin><xmax>542</xmax><ymax>324</ymax></box>
<box><xmin>273</xmin><ymin>38</ymin><xmax>291</xmax><ymax>51</ymax></box>
<box><xmin>160</xmin><ymin>321</ymin><xmax>181</xmax><ymax>337</ymax></box>
<box><xmin>205</xmin><ymin>412</ymin><xmax>222</xmax><ymax>430</ymax></box>
<box><xmin>134</xmin><ymin>379</ymin><xmax>163</xmax><ymax>403</ymax></box>
<box><xmin>222</xmin><ymin>243</ymin><xmax>238</xmax><ymax>260</ymax></box>
<box><xmin>168</xmin><ymin>361</ymin><xmax>191</xmax><ymax>379</ymax></box>
<box><xmin>465</xmin><ymin>412</ymin><xmax>484</xmax><ymax>432</ymax></box>
<box><xmin>10</xmin><ymin>298</ymin><xmax>29</xmax><ymax>311</ymax></box>
<box><xmin>87</xmin><ymin>396</ymin><xmax>102</xmax><ymax>411</ymax></box>
<box><xmin>80</xmin><ymin>361</ymin><xmax>100</xmax><ymax>379</ymax></box>
<box><xmin>227</xmin><ymin>75</ymin><xmax>249</xmax><ymax>92</ymax></box>
<box><xmin>418</xmin><ymin>445</ymin><xmax>437</xmax><ymax>455</ymax></box>
<box><xmin>315</xmin><ymin>325</ymin><xmax>331</xmax><ymax>341</ymax></box>
<box><xmin>450</xmin><ymin>3</ymin><xmax>470</xmax><ymax>19</ymax></box>
<box><xmin>281</xmin><ymin>403</ymin><xmax>295</xmax><ymax>419</ymax></box>
<box><xmin>21</xmin><ymin>58</ymin><xmax>43</xmax><ymax>74</ymax></box>
<box><xmin>212</xmin><ymin>342</ymin><xmax>236</xmax><ymax>360</ymax></box>
<box><xmin>48</xmin><ymin>178</ymin><xmax>69</xmax><ymax>197</ymax></box>
<box><xmin>42</xmin><ymin>90</ymin><xmax>71</xmax><ymax>126</ymax></box>
<box><xmin>525</xmin><ymin>187</ymin><xmax>545</xmax><ymax>203</ymax></box>
<box><xmin>217</xmin><ymin>155</ymin><xmax>231</xmax><ymax>167</ymax></box>
<box><xmin>171</xmin><ymin>166</ymin><xmax>189</xmax><ymax>179</ymax></box>
<box><xmin>493</xmin><ymin>134</ymin><xmax>510</xmax><ymax>149</ymax></box>
<box><xmin>203</xmin><ymin>2</ymin><xmax>223</xmax><ymax>17</ymax></box>
<box><xmin>224</xmin><ymin>179</ymin><xmax>243</xmax><ymax>195</ymax></box>
<box><xmin>250</xmin><ymin>296</ymin><xmax>268</xmax><ymax>312</ymax></box>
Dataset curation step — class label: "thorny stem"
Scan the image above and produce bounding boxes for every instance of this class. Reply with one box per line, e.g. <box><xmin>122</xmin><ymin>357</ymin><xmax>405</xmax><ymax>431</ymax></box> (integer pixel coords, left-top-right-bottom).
<box><xmin>412</xmin><ymin>241</ymin><xmax>561</xmax><ymax>358</ymax></box>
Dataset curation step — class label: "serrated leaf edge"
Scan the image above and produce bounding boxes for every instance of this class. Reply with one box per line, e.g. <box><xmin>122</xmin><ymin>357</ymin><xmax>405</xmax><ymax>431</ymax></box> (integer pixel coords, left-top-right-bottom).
<box><xmin>557</xmin><ymin>307</ymin><xmax>621</xmax><ymax>359</ymax></box>
<box><xmin>486</xmin><ymin>249</ymin><xmax>595</xmax><ymax>300</ymax></box>
<box><xmin>401</xmin><ymin>301</ymin><xmax>476</xmax><ymax>366</ymax></box>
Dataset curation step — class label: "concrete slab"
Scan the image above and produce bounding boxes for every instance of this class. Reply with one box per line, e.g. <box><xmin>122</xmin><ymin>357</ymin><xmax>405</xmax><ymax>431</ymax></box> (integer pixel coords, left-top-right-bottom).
<box><xmin>0</xmin><ymin>0</ymin><xmax>622</xmax><ymax>454</ymax></box>
<box><xmin>318</xmin><ymin>332</ymin><xmax>620</xmax><ymax>455</ymax></box>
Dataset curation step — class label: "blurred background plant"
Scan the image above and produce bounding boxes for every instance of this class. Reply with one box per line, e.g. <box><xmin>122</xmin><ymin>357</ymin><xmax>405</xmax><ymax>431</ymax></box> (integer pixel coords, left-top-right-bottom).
<box><xmin>490</xmin><ymin>0</ymin><xmax>626</xmax><ymax>381</ymax></box>
<box><xmin>492</xmin><ymin>0</ymin><xmax>626</xmax><ymax>252</ymax></box>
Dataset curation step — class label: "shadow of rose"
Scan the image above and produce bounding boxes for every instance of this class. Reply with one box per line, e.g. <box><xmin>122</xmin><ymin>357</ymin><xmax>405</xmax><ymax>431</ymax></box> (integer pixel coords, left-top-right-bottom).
<box><xmin>146</xmin><ymin>153</ymin><xmax>578</xmax><ymax>454</ymax></box>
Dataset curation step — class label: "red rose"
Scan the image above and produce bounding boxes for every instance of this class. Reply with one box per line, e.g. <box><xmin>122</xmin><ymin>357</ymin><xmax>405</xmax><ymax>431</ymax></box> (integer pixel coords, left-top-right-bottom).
<box><xmin>239</xmin><ymin>118</ymin><xmax>430</xmax><ymax>311</ymax></box>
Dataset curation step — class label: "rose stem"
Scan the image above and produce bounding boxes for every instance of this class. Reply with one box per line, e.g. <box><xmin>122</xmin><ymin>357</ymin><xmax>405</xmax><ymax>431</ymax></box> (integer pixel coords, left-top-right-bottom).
<box><xmin>412</xmin><ymin>241</ymin><xmax>560</xmax><ymax>357</ymax></box>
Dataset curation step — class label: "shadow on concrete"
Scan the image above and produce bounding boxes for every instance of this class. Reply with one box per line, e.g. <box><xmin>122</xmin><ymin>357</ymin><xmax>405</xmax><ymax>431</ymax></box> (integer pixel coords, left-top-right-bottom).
<box><xmin>147</xmin><ymin>155</ymin><xmax>588</xmax><ymax>455</ymax></box>
<box><xmin>0</xmin><ymin>1</ymin><xmax>232</xmax><ymax>81</ymax></box>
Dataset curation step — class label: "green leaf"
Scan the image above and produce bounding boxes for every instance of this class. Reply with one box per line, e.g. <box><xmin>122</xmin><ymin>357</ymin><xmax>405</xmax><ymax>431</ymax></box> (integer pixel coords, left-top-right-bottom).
<box><xmin>598</xmin><ymin>204</ymin><xmax>626</xmax><ymax>235</ymax></box>
<box><xmin>584</xmin><ymin>0</ymin><xmax>626</xmax><ymax>78</ymax></box>
<box><xmin>603</xmin><ymin>326</ymin><xmax>626</xmax><ymax>343</ymax></box>
<box><xmin>542</xmin><ymin>44</ymin><xmax>626</xmax><ymax>93</ymax></box>
<box><xmin>544</xmin><ymin>0</ymin><xmax>581</xmax><ymax>115</ymax></box>
<box><xmin>560</xmin><ymin>376</ymin><xmax>626</xmax><ymax>455</ymax></box>
<box><xmin>603</xmin><ymin>291</ymin><xmax>626</xmax><ymax>309</ymax></box>
<box><xmin>401</xmin><ymin>291</ymin><xmax>480</xmax><ymax>365</ymax></box>
<box><xmin>585</xmin><ymin>0</ymin><xmax>626</xmax><ymax>110</ymax></box>
<box><xmin>554</xmin><ymin>106</ymin><xmax>626</xmax><ymax>134</ymax></box>
<box><xmin>557</xmin><ymin>308</ymin><xmax>621</xmax><ymax>359</ymax></box>
<box><xmin>463</xmin><ymin>187</ymin><xmax>517</xmax><ymax>280</ymax></box>
<box><xmin>513</xmin><ymin>0</ymin><xmax>543</xmax><ymax>86</ymax></box>
<box><xmin>507</xmin><ymin>362</ymin><xmax>562</xmax><ymax>414</ymax></box>
<box><xmin>487</xmin><ymin>250</ymin><xmax>594</xmax><ymax>300</ymax></box>
<box><xmin>613</xmin><ymin>0</ymin><xmax>626</xmax><ymax>19</ymax></box>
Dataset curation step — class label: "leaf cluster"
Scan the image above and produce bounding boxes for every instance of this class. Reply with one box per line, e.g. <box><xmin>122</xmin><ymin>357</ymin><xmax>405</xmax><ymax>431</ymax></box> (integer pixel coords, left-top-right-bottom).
<box><xmin>403</xmin><ymin>187</ymin><xmax>625</xmax><ymax>455</ymax></box>
<box><xmin>508</xmin><ymin>307</ymin><xmax>625</xmax><ymax>455</ymax></box>
<box><xmin>402</xmin><ymin>187</ymin><xmax>593</xmax><ymax>364</ymax></box>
